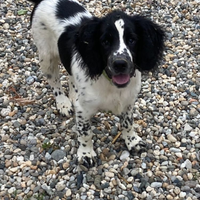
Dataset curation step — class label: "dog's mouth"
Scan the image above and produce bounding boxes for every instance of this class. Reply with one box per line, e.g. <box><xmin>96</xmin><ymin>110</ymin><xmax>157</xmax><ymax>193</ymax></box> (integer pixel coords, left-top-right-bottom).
<box><xmin>112</xmin><ymin>74</ymin><xmax>130</xmax><ymax>87</ymax></box>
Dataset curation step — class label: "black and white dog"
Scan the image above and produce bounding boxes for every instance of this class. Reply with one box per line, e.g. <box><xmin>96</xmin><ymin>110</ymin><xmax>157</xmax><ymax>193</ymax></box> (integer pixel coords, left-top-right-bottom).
<box><xmin>29</xmin><ymin>0</ymin><xmax>164</xmax><ymax>166</ymax></box>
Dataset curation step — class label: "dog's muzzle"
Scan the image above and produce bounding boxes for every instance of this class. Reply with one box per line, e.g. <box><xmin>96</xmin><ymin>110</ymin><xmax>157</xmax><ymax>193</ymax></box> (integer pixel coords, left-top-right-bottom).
<box><xmin>106</xmin><ymin>55</ymin><xmax>135</xmax><ymax>88</ymax></box>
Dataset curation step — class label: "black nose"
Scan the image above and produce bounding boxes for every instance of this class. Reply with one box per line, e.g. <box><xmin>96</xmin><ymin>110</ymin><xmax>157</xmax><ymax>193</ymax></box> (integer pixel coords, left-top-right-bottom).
<box><xmin>113</xmin><ymin>60</ymin><xmax>128</xmax><ymax>73</ymax></box>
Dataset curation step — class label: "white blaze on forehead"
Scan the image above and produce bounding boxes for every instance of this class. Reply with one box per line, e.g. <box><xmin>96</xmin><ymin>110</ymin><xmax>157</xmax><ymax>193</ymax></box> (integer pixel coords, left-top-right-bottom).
<box><xmin>114</xmin><ymin>19</ymin><xmax>132</xmax><ymax>60</ymax></box>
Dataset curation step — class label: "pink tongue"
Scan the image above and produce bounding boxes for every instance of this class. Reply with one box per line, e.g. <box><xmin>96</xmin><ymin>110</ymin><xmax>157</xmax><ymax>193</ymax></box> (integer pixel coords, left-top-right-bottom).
<box><xmin>112</xmin><ymin>74</ymin><xmax>130</xmax><ymax>85</ymax></box>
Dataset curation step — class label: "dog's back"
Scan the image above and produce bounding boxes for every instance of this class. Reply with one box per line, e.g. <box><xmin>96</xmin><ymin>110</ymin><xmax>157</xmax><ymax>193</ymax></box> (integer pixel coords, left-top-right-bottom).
<box><xmin>29</xmin><ymin>0</ymin><xmax>92</xmax><ymax>57</ymax></box>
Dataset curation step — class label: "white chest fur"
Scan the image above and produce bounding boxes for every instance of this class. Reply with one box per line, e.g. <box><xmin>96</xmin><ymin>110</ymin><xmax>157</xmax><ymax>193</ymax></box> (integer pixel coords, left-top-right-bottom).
<box><xmin>71</xmin><ymin>58</ymin><xmax>141</xmax><ymax>115</ymax></box>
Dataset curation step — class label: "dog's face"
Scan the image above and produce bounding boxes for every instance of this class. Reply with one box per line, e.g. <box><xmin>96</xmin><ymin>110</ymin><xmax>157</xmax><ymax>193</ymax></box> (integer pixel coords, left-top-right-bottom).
<box><xmin>99</xmin><ymin>16</ymin><xmax>138</xmax><ymax>88</ymax></box>
<box><xmin>59</xmin><ymin>11</ymin><xmax>164</xmax><ymax>86</ymax></box>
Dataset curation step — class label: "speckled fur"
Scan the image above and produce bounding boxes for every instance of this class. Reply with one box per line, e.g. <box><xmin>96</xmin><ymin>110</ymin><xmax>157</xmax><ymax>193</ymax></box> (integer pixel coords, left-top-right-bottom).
<box><xmin>29</xmin><ymin>0</ymin><xmax>164</xmax><ymax>167</ymax></box>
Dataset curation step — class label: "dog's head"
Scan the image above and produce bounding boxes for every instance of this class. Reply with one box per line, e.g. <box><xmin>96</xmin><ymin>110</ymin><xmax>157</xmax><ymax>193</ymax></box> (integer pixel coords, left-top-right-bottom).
<box><xmin>59</xmin><ymin>10</ymin><xmax>165</xmax><ymax>87</ymax></box>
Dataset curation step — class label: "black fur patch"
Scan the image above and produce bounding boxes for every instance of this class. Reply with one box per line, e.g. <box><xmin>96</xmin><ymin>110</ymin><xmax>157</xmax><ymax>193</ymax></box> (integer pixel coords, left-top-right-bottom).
<box><xmin>56</xmin><ymin>0</ymin><xmax>86</xmax><ymax>20</ymax></box>
<box><xmin>58</xmin><ymin>10</ymin><xmax>164</xmax><ymax>79</ymax></box>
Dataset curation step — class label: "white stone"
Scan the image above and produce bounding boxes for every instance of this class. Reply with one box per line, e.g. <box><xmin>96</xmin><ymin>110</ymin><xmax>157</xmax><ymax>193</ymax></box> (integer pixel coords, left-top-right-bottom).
<box><xmin>127</xmin><ymin>177</ymin><xmax>134</xmax><ymax>182</ymax></box>
<box><xmin>147</xmin><ymin>170</ymin><xmax>153</xmax><ymax>177</ymax></box>
<box><xmin>56</xmin><ymin>181</ymin><xmax>65</xmax><ymax>191</ymax></box>
<box><xmin>180</xmin><ymin>191</ymin><xmax>186</xmax><ymax>198</ymax></box>
<box><xmin>120</xmin><ymin>150</ymin><xmax>130</xmax><ymax>161</ymax></box>
<box><xmin>45</xmin><ymin>152</ymin><xmax>51</xmax><ymax>160</ymax></box>
<box><xmin>17</xmin><ymin>156</ymin><xmax>24</xmax><ymax>162</ymax></box>
<box><xmin>184</xmin><ymin>123</ymin><xmax>193</xmax><ymax>132</ymax></box>
<box><xmin>187</xmin><ymin>173</ymin><xmax>193</xmax><ymax>180</ymax></box>
<box><xmin>184</xmin><ymin>159</ymin><xmax>192</xmax><ymax>170</ymax></box>
<box><xmin>175</xmin><ymin>152</ymin><xmax>182</xmax><ymax>158</ymax></box>
<box><xmin>146</xmin><ymin>186</ymin><xmax>153</xmax><ymax>192</ymax></box>
<box><xmin>8</xmin><ymin>187</ymin><xmax>16</xmax><ymax>194</ymax></box>
<box><xmin>153</xmin><ymin>149</ymin><xmax>160</xmax><ymax>156</ymax></box>
<box><xmin>105</xmin><ymin>171</ymin><xmax>114</xmax><ymax>178</ymax></box>
<box><xmin>167</xmin><ymin>134</ymin><xmax>177</xmax><ymax>142</ymax></box>
<box><xmin>1</xmin><ymin>107</ymin><xmax>11</xmax><ymax>117</ymax></box>
<box><xmin>174</xmin><ymin>186</ymin><xmax>180</xmax><ymax>194</ymax></box>
<box><xmin>66</xmin><ymin>189</ymin><xmax>72</xmax><ymax>197</ymax></box>
<box><xmin>141</xmin><ymin>162</ymin><xmax>147</xmax><ymax>169</ymax></box>
<box><xmin>9</xmin><ymin>167</ymin><xmax>19</xmax><ymax>173</ymax></box>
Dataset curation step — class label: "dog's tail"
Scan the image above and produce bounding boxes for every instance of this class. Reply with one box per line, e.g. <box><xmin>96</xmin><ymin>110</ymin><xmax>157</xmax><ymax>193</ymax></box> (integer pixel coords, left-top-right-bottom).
<box><xmin>28</xmin><ymin>0</ymin><xmax>43</xmax><ymax>4</ymax></box>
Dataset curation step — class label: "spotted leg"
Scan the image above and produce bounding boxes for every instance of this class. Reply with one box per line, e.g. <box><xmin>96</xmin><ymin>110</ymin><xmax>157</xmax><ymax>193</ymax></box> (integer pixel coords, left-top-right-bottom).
<box><xmin>121</xmin><ymin>105</ymin><xmax>146</xmax><ymax>152</ymax></box>
<box><xmin>74</xmin><ymin>102</ymin><xmax>97</xmax><ymax>168</ymax></box>
<box><xmin>39</xmin><ymin>54</ymin><xmax>73</xmax><ymax>117</ymax></box>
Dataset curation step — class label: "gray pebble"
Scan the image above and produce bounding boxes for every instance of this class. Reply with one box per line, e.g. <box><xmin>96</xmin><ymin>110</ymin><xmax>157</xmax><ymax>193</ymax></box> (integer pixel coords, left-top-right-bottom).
<box><xmin>151</xmin><ymin>182</ymin><xmax>162</xmax><ymax>188</ymax></box>
<box><xmin>51</xmin><ymin>150</ymin><xmax>66</xmax><ymax>161</ymax></box>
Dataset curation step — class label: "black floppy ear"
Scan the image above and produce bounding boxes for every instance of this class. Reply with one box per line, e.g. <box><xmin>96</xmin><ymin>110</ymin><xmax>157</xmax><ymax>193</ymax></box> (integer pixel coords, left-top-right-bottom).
<box><xmin>132</xmin><ymin>15</ymin><xmax>165</xmax><ymax>71</ymax></box>
<box><xmin>58</xmin><ymin>26</ymin><xmax>75</xmax><ymax>75</ymax></box>
<box><xmin>75</xmin><ymin>18</ymin><xmax>105</xmax><ymax>79</ymax></box>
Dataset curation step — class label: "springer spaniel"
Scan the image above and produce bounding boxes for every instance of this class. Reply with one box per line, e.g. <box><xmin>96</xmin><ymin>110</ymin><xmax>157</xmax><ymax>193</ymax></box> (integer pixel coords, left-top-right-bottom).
<box><xmin>29</xmin><ymin>0</ymin><xmax>164</xmax><ymax>167</ymax></box>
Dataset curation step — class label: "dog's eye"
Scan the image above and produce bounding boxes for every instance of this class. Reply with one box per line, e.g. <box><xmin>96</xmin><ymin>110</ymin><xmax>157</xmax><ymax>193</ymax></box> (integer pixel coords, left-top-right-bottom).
<box><xmin>128</xmin><ymin>38</ymin><xmax>135</xmax><ymax>45</ymax></box>
<box><xmin>102</xmin><ymin>39</ymin><xmax>110</xmax><ymax>47</ymax></box>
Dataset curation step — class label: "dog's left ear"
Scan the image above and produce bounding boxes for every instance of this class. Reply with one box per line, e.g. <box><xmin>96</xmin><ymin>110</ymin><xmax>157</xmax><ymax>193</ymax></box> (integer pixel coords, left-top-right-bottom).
<box><xmin>75</xmin><ymin>18</ymin><xmax>105</xmax><ymax>79</ymax></box>
<box><xmin>132</xmin><ymin>15</ymin><xmax>165</xmax><ymax>71</ymax></box>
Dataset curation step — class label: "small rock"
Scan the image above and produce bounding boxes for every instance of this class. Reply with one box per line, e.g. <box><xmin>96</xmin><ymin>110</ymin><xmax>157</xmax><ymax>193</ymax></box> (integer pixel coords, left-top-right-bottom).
<box><xmin>127</xmin><ymin>191</ymin><xmax>135</xmax><ymax>200</ymax></box>
<box><xmin>184</xmin><ymin>123</ymin><xmax>193</xmax><ymax>132</ymax></box>
<box><xmin>167</xmin><ymin>134</ymin><xmax>177</xmax><ymax>142</ymax></box>
<box><xmin>2</xmin><ymin>135</ymin><xmax>9</xmax><ymax>142</ymax></box>
<box><xmin>63</xmin><ymin>162</ymin><xmax>69</xmax><ymax>169</ymax></box>
<box><xmin>179</xmin><ymin>191</ymin><xmax>186</xmax><ymax>198</ymax></box>
<box><xmin>175</xmin><ymin>152</ymin><xmax>182</xmax><ymax>158</ymax></box>
<box><xmin>183</xmin><ymin>159</ymin><xmax>192</xmax><ymax>170</ymax></box>
<box><xmin>9</xmin><ymin>167</ymin><xmax>19</xmax><ymax>173</ymax></box>
<box><xmin>185</xmin><ymin>181</ymin><xmax>197</xmax><ymax>188</ymax></box>
<box><xmin>151</xmin><ymin>182</ymin><xmax>162</xmax><ymax>188</ymax></box>
<box><xmin>5</xmin><ymin>160</ymin><xmax>11</xmax><ymax>168</ymax></box>
<box><xmin>105</xmin><ymin>171</ymin><xmax>114</xmax><ymax>178</ymax></box>
<box><xmin>189</xmin><ymin>108</ymin><xmax>198</xmax><ymax>116</ymax></box>
<box><xmin>141</xmin><ymin>162</ymin><xmax>147</xmax><ymax>169</ymax></box>
<box><xmin>13</xmin><ymin>120</ymin><xmax>21</xmax><ymax>128</ymax></box>
<box><xmin>166</xmin><ymin>194</ymin><xmax>174</xmax><ymax>200</ymax></box>
<box><xmin>94</xmin><ymin>175</ymin><xmax>101</xmax><ymax>189</ymax></box>
<box><xmin>56</xmin><ymin>181</ymin><xmax>65</xmax><ymax>191</ymax></box>
<box><xmin>65</xmin><ymin>189</ymin><xmax>72</xmax><ymax>197</ymax></box>
<box><xmin>174</xmin><ymin>187</ymin><xmax>180</xmax><ymax>195</ymax></box>
<box><xmin>8</xmin><ymin>187</ymin><xmax>16</xmax><ymax>194</ymax></box>
<box><xmin>1</xmin><ymin>107</ymin><xmax>11</xmax><ymax>117</ymax></box>
<box><xmin>45</xmin><ymin>152</ymin><xmax>51</xmax><ymax>160</ymax></box>
<box><xmin>120</xmin><ymin>150</ymin><xmax>130</xmax><ymax>161</ymax></box>
<box><xmin>42</xmin><ymin>183</ymin><xmax>53</xmax><ymax>195</ymax></box>
<box><xmin>51</xmin><ymin>150</ymin><xmax>66</xmax><ymax>161</ymax></box>
<box><xmin>169</xmin><ymin>147</ymin><xmax>181</xmax><ymax>153</ymax></box>
<box><xmin>147</xmin><ymin>170</ymin><xmax>153</xmax><ymax>177</ymax></box>
<box><xmin>26</xmin><ymin>76</ymin><xmax>37</xmax><ymax>85</ymax></box>
<box><xmin>3</xmin><ymin>23</ymin><xmax>10</xmax><ymax>29</ymax></box>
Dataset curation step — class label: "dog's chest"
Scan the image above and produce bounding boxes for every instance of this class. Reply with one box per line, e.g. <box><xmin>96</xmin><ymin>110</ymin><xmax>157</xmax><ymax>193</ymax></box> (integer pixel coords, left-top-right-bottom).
<box><xmin>74</xmin><ymin>70</ymin><xmax>141</xmax><ymax>115</ymax></box>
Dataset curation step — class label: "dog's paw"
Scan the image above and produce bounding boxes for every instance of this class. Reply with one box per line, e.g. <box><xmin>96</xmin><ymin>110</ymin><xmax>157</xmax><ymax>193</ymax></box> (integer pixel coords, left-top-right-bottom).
<box><xmin>77</xmin><ymin>147</ymin><xmax>97</xmax><ymax>169</ymax></box>
<box><xmin>56</xmin><ymin>94</ymin><xmax>74</xmax><ymax>117</ymax></box>
<box><xmin>125</xmin><ymin>135</ymin><xmax>146</xmax><ymax>153</ymax></box>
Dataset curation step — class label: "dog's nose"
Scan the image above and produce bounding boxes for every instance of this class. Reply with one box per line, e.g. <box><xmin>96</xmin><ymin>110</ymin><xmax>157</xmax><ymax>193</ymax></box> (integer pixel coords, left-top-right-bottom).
<box><xmin>113</xmin><ymin>60</ymin><xmax>128</xmax><ymax>73</ymax></box>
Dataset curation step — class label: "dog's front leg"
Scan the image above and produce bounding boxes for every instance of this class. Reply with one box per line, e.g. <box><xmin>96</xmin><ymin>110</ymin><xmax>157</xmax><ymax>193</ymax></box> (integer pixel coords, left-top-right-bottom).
<box><xmin>75</xmin><ymin>106</ymin><xmax>97</xmax><ymax>168</ymax></box>
<box><xmin>121</xmin><ymin>105</ymin><xmax>146</xmax><ymax>152</ymax></box>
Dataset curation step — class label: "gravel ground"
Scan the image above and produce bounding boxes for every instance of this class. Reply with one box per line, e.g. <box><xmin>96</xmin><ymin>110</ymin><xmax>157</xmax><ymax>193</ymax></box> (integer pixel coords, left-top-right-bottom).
<box><xmin>0</xmin><ymin>0</ymin><xmax>200</xmax><ymax>199</ymax></box>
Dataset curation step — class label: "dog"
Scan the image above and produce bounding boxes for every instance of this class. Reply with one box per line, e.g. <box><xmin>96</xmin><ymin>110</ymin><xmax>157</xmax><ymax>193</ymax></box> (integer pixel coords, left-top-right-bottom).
<box><xmin>29</xmin><ymin>0</ymin><xmax>164</xmax><ymax>167</ymax></box>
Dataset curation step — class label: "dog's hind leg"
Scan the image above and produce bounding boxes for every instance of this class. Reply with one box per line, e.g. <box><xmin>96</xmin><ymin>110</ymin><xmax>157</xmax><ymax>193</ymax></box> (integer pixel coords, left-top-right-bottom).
<box><xmin>39</xmin><ymin>54</ymin><xmax>73</xmax><ymax>117</ymax></box>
